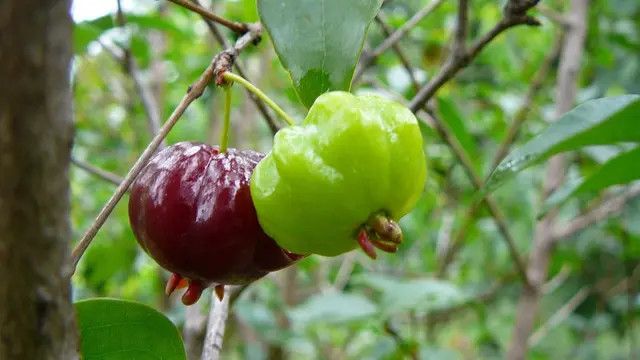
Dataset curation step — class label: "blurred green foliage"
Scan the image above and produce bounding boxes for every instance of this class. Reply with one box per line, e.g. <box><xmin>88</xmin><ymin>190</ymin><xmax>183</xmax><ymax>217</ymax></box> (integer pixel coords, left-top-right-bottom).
<box><xmin>71</xmin><ymin>0</ymin><xmax>640</xmax><ymax>358</ymax></box>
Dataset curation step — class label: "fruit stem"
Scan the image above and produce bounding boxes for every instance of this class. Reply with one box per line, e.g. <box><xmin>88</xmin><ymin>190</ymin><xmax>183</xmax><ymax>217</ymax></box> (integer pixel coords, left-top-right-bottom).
<box><xmin>220</xmin><ymin>85</ymin><xmax>232</xmax><ymax>153</ymax></box>
<box><xmin>222</xmin><ymin>71</ymin><xmax>296</xmax><ymax>127</ymax></box>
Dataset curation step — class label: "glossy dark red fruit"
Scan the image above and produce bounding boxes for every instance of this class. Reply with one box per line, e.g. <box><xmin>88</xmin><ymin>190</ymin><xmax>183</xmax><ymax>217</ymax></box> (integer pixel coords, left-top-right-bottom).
<box><xmin>128</xmin><ymin>142</ymin><xmax>300</xmax><ymax>305</ymax></box>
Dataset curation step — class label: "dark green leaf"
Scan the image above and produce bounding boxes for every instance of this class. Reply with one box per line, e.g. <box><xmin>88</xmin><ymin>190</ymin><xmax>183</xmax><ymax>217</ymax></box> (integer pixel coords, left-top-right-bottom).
<box><xmin>76</xmin><ymin>298</ymin><xmax>186</xmax><ymax>360</ymax></box>
<box><xmin>487</xmin><ymin>95</ymin><xmax>640</xmax><ymax>191</ymax></box>
<box><xmin>544</xmin><ymin>146</ymin><xmax>640</xmax><ymax>212</ymax></box>
<box><xmin>437</xmin><ymin>97</ymin><xmax>481</xmax><ymax>172</ymax></box>
<box><xmin>258</xmin><ymin>0</ymin><xmax>383</xmax><ymax>107</ymax></box>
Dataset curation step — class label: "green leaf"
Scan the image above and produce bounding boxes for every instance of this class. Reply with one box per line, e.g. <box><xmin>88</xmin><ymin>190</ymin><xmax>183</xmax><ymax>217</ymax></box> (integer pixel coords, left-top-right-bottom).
<box><xmin>437</xmin><ymin>97</ymin><xmax>481</xmax><ymax>172</ymax></box>
<box><xmin>354</xmin><ymin>274</ymin><xmax>465</xmax><ymax>313</ymax></box>
<box><xmin>74</xmin><ymin>23</ymin><xmax>104</xmax><ymax>54</ymax></box>
<box><xmin>75</xmin><ymin>298</ymin><xmax>186</xmax><ymax>360</ymax></box>
<box><xmin>288</xmin><ymin>291</ymin><xmax>377</xmax><ymax>327</ymax></box>
<box><xmin>543</xmin><ymin>146</ymin><xmax>640</xmax><ymax>212</ymax></box>
<box><xmin>487</xmin><ymin>95</ymin><xmax>640</xmax><ymax>191</ymax></box>
<box><xmin>258</xmin><ymin>0</ymin><xmax>383</xmax><ymax>107</ymax></box>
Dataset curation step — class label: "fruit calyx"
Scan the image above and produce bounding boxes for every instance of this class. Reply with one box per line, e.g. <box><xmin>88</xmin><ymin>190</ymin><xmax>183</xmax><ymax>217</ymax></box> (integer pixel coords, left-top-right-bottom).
<box><xmin>357</xmin><ymin>212</ymin><xmax>403</xmax><ymax>259</ymax></box>
<box><xmin>165</xmin><ymin>273</ymin><xmax>227</xmax><ymax>305</ymax></box>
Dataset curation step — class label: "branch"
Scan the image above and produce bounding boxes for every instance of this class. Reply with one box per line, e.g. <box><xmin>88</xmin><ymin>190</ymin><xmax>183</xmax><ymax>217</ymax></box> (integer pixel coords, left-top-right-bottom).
<box><xmin>192</xmin><ymin>0</ymin><xmax>279</xmax><ymax>133</ymax></box>
<box><xmin>507</xmin><ymin>1</ymin><xmax>589</xmax><ymax>358</ymax></box>
<box><xmin>384</xmin><ymin>321</ymin><xmax>418</xmax><ymax>360</ymax></box>
<box><xmin>536</xmin><ymin>4</ymin><xmax>571</xmax><ymax>28</ymax></box>
<box><xmin>354</xmin><ymin>0</ymin><xmax>446</xmax><ymax>82</ymax></box>
<box><xmin>452</xmin><ymin>0</ymin><xmax>469</xmax><ymax>59</ymax></box>
<box><xmin>422</xmin><ymin>110</ymin><xmax>531</xmax><ymax>287</ymax></box>
<box><xmin>374</xmin><ymin>14</ymin><xmax>420</xmax><ymax>91</ymax></box>
<box><xmin>167</xmin><ymin>0</ymin><xmax>249</xmax><ymax>34</ymax></box>
<box><xmin>409</xmin><ymin>2</ymin><xmax>541</xmax><ymax>112</ymax></box>
<box><xmin>437</xmin><ymin>33</ymin><xmax>562</xmax><ymax>276</ymax></box>
<box><xmin>333</xmin><ymin>253</ymin><xmax>358</xmax><ymax>291</ymax></box>
<box><xmin>71</xmin><ymin>157</ymin><xmax>124</xmax><ymax>187</ymax></box>
<box><xmin>201</xmin><ymin>287</ymin><xmax>231</xmax><ymax>360</ymax></box>
<box><xmin>527</xmin><ymin>286</ymin><xmax>591</xmax><ymax>347</ymax></box>
<box><xmin>115</xmin><ymin>0</ymin><xmax>166</xmax><ymax>147</ymax></box>
<box><xmin>552</xmin><ymin>184</ymin><xmax>640</xmax><ymax>242</ymax></box>
<box><xmin>70</xmin><ymin>29</ymin><xmax>263</xmax><ymax>274</ymax></box>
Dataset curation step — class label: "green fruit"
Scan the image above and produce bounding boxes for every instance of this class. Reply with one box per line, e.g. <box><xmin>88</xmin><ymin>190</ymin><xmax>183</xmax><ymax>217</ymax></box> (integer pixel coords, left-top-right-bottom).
<box><xmin>250</xmin><ymin>91</ymin><xmax>427</xmax><ymax>257</ymax></box>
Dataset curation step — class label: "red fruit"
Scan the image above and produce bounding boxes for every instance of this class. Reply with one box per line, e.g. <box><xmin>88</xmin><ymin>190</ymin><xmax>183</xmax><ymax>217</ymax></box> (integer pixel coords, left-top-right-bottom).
<box><xmin>128</xmin><ymin>142</ymin><xmax>300</xmax><ymax>305</ymax></box>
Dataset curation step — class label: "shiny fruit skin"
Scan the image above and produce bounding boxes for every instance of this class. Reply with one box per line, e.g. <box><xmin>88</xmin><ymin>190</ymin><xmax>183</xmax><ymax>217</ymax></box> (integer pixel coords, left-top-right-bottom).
<box><xmin>128</xmin><ymin>142</ymin><xmax>298</xmax><ymax>287</ymax></box>
<box><xmin>251</xmin><ymin>91</ymin><xmax>427</xmax><ymax>256</ymax></box>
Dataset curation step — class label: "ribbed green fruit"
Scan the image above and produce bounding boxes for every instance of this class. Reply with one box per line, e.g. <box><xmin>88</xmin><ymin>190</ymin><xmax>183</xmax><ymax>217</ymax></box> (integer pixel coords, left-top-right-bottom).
<box><xmin>251</xmin><ymin>91</ymin><xmax>426</xmax><ymax>256</ymax></box>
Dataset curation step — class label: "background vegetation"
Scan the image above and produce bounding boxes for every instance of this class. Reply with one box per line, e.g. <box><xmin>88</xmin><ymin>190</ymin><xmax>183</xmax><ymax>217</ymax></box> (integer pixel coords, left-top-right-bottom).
<box><xmin>69</xmin><ymin>0</ymin><xmax>640</xmax><ymax>358</ymax></box>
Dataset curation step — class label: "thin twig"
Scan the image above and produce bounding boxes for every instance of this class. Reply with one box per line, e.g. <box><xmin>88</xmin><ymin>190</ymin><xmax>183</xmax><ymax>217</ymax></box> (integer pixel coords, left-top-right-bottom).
<box><xmin>384</xmin><ymin>321</ymin><xmax>418</xmax><ymax>360</ymax></box>
<box><xmin>536</xmin><ymin>4</ymin><xmax>571</xmax><ymax>27</ymax></box>
<box><xmin>333</xmin><ymin>253</ymin><xmax>358</xmax><ymax>291</ymax></box>
<box><xmin>552</xmin><ymin>184</ymin><xmax>640</xmax><ymax>242</ymax></box>
<box><xmin>70</xmin><ymin>29</ymin><xmax>262</xmax><ymax>273</ymax></box>
<box><xmin>437</xmin><ymin>34</ymin><xmax>562</xmax><ymax>276</ymax></box>
<box><xmin>423</xmin><ymin>111</ymin><xmax>531</xmax><ymax>287</ymax></box>
<box><xmin>167</xmin><ymin>0</ymin><xmax>249</xmax><ymax>34</ymax></box>
<box><xmin>409</xmin><ymin>2</ymin><xmax>541</xmax><ymax>112</ymax></box>
<box><xmin>507</xmin><ymin>1</ymin><xmax>589</xmax><ymax>358</ymax></box>
<box><xmin>355</xmin><ymin>0</ymin><xmax>446</xmax><ymax>82</ymax></box>
<box><xmin>115</xmin><ymin>0</ymin><xmax>165</xmax><ymax>147</ymax></box>
<box><xmin>192</xmin><ymin>0</ymin><xmax>279</xmax><ymax>133</ymax></box>
<box><xmin>71</xmin><ymin>157</ymin><xmax>124</xmax><ymax>187</ymax></box>
<box><xmin>201</xmin><ymin>287</ymin><xmax>231</xmax><ymax>360</ymax></box>
<box><xmin>527</xmin><ymin>286</ymin><xmax>591</xmax><ymax>347</ymax></box>
<box><xmin>452</xmin><ymin>0</ymin><xmax>469</xmax><ymax>58</ymax></box>
<box><xmin>374</xmin><ymin>14</ymin><xmax>420</xmax><ymax>91</ymax></box>
<box><xmin>70</xmin><ymin>59</ymin><xmax>217</xmax><ymax>273</ymax></box>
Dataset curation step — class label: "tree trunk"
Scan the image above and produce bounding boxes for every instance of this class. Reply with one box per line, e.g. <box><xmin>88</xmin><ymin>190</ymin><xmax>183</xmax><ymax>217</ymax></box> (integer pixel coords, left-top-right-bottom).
<box><xmin>0</xmin><ymin>0</ymin><xmax>79</xmax><ymax>358</ymax></box>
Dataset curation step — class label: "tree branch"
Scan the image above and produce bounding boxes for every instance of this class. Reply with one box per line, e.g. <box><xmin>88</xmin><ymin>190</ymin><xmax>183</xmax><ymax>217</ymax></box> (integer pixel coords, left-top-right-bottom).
<box><xmin>355</xmin><ymin>0</ymin><xmax>446</xmax><ymax>82</ymax></box>
<box><xmin>201</xmin><ymin>287</ymin><xmax>231</xmax><ymax>360</ymax></box>
<box><xmin>167</xmin><ymin>0</ymin><xmax>249</xmax><ymax>34</ymax></box>
<box><xmin>552</xmin><ymin>184</ymin><xmax>640</xmax><ymax>242</ymax></box>
<box><xmin>71</xmin><ymin>157</ymin><xmax>124</xmax><ymax>187</ymax></box>
<box><xmin>70</xmin><ymin>28</ymin><xmax>263</xmax><ymax>274</ymax></box>
<box><xmin>507</xmin><ymin>1</ymin><xmax>589</xmax><ymax>358</ymax></box>
<box><xmin>408</xmin><ymin>1</ymin><xmax>541</xmax><ymax>112</ymax></box>
<box><xmin>374</xmin><ymin>14</ymin><xmax>420</xmax><ymax>91</ymax></box>
<box><xmin>437</xmin><ymin>34</ymin><xmax>562</xmax><ymax>276</ymax></box>
<box><xmin>527</xmin><ymin>286</ymin><xmax>591</xmax><ymax>347</ymax></box>
<box><xmin>452</xmin><ymin>0</ymin><xmax>469</xmax><ymax>59</ymax></box>
<box><xmin>422</xmin><ymin>111</ymin><xmax>531</xmax><ymax>287</ymax></box>
<box><xmin>192</xmin><ymin>0</ymin><xmax>279</xmax><ymax>133</ymax></box>
<box><xmin>115</xmin><ymin>0</ymin><xmax>166</xmax><ymax>147</ymax></box>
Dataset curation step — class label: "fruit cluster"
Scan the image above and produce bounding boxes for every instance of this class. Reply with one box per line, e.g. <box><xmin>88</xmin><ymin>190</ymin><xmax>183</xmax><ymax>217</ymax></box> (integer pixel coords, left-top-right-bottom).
<box><xmin>128</xmin><ymin>92</ymin><xmax>426</xmax><ymax>305</ymax></box>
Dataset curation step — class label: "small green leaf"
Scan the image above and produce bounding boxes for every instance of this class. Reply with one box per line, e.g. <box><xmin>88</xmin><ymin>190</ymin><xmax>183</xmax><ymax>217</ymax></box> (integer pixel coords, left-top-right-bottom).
<box><xmin>74</xmin><ymin>23</ymin><xmax>104</xmax><ymax>54</ymax></box>
<box><xmin>437</xmin><ymin>97</ymin><xmax>481</xmax><ymax>172</ymax></box>
<box><xmin>543</xmin><ymin>146</ymin><xmax>640</xmax><ymax>213</ymax></box>
<box><xmin>75</xmin><ymin>298</ymin><xmax>186</xmax><ymax>360</ymax></box>
<box><xmin>258</xmin><ymin>0</ymin><xmax>383</xmax><ymax>107</ymax></box>
<box><xmin>487</xmin><ymin>95</ymin><xmax>640</xmax><ymax>191</ymax></box>
<box><xmin>354</xmin><ymin>274</ymin><xmax>465</xmax><ymax>313</ymax></box>
<box><xmin>288</xmin><ymin>291</ymin><xmax>377</xmax><ymax>327</ymax></box>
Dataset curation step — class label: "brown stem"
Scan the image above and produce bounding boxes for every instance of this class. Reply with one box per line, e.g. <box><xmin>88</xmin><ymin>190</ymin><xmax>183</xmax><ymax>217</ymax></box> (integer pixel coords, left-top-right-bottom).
<box><xmin>355</xmin><ymin>0</ymin><xmax>446</xmax><ymax>82</ymax></box>
<box><xmin>409</xmin><ymin>3</ymin><xmax>540</xmax><ymax>112</ymax></box>
<box><xmin>167</xmin><ymin>0</ymin><xmax>249</xmax><ymax>34</ymax></box>
<box><xmin>507</xmin><ymin>0</ymin><xmax>589</xmax><ymax>358</ymax></box>
<box><xmin>71</xmin><ymin>157</ymin><xmax>124</xmax><ymax>187</ymax></box>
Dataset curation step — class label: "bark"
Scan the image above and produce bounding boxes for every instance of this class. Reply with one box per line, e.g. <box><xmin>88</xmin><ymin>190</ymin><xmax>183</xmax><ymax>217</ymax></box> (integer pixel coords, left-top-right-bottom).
<box><xmin>0</xmin><ymin>0</ymin><xmax>78</xmax><ymax>359</ymax></box>
<box><xmin>506</xmin><ymin>1</ymin><xmax>589</xmax><ymax>359</ymax></box>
